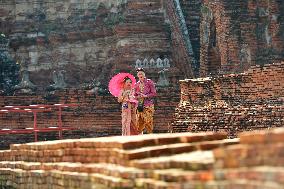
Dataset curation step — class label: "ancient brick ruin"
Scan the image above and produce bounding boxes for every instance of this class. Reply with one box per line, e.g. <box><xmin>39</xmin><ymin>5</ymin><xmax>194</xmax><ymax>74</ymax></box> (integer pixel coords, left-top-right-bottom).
<box><xmin>0</xmin><ymin>0</ymin><xmax>283</xmax><ymax>188</ymax></box>
<box><xmin>171</xmin><ymin>62</ymin><xmax>284</xmax><ymax>137</ymax></box>
<box><xmin>0</xmin><ymin>88</ymin><xmax>179</xmax><ymax>149</ymax></box>
<box><xmin>199</xmin><ymin>0</ymin><xmax>284</xmax><ymax>76</ymax></box>
<box><xmin>0</xmin><ymin>1</ymin><xmax>282</xmax><ymax>138</ymax></box>
<box><xmin>0</xmin><ymin>128</ymin><xmax>283</xmax><ymax>188</ymax></box>
<box><xmin>0</xmin><ymin>0</ymin><xmax>193</xmax><ymax>89</ymax></box>
<box><xmin>1</xmin><ymin>0</ymin><xmax>282</xmax><ymax>88</ymax></box>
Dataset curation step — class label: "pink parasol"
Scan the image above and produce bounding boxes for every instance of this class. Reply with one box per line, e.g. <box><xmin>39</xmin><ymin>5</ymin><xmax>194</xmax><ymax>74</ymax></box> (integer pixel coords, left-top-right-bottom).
<box><xmin>108</xmin><ymin>73</ymin><xmax>136</xmax><ymax>97</ymax></box>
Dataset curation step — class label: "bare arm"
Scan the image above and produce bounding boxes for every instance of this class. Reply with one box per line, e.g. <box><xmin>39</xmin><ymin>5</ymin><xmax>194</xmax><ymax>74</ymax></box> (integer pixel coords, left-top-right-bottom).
<box><xmin>118</xmin><ymin>90</ymin><xmax>124</xmax><ymax>103</ymax></box>
<box><xmin>133</xmin><ymin>85</ymin><xmax>139</xmax><ymax>97</ymax></box>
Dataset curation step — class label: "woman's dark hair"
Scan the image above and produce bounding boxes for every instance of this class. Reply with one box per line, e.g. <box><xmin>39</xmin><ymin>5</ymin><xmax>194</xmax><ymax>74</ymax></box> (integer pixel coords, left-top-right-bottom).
<box><xmin>136</xmin><ymin>67</ymin><xmax>145</xmax><ymax>73</ymax></box>
<box><xmin>123</xmin><ymin>76</ymin><xmax>132</xmax><ymax>83</ymax></box>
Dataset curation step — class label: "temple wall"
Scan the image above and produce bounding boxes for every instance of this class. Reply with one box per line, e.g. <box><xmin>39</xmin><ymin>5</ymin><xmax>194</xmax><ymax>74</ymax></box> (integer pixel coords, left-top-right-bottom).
<box><xmin>199</xmin><ymin>0</ymin><xmax>284</xmax><ymax>76</ymax></box>
<box><xmin>0</xmin><ymin>0</ymin><xmax>184</xmax><ymax>89</ymax></box>
<box><xmin>171</xmin><ymin>61</ymin><xmax>284</xmax><ymax>137</ymax></box>
<box><xmin>0</xmin><ymin>88</ymin><xmax>179</xmax><ymax>149</ymax></box>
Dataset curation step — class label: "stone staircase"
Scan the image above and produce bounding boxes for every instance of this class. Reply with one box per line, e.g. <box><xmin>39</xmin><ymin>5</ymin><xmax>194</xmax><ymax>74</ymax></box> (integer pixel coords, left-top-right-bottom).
<box><xmin>1</xmin><ymin>128</ymin><xmax>284</xmax><ymax>188</ymax></box>
<box><xmin>124</xmin><ymin>12</ymin><xmax>165</xmax><ymax>24</ymax></box>
<box><xmin>113</xmin><ymin>0</ymin><xmax>172</xmax><ymax>70</ymax></box>
<box><xmin>209</xmin><ymin>128</ymin><xmax>284</xmax><ymax>189</ymax></box>
<box><xmin>179</xmin><ymin>0</ymin><xmax>201</xmax><ymax>64</ymax></box>
<box><xmin>0</xmin><ymin>132</ymin><xmax>237</xmax><ymax>189</ymax></box>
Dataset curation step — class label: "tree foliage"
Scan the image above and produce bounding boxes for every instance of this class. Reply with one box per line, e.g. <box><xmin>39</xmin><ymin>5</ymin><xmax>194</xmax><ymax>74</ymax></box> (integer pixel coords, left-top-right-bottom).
<box><xmin>0</xmin><ymin>34</ymin><xmax>20</xmax><ymax>95</ymax></box>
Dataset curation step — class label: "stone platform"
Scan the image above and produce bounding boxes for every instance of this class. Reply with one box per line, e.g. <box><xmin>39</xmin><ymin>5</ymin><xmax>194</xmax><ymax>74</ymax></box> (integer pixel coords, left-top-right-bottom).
<box><xmin>0</xmin><ymin>128</ymin><xmax>283</xmax><ymax>188</ymax></box>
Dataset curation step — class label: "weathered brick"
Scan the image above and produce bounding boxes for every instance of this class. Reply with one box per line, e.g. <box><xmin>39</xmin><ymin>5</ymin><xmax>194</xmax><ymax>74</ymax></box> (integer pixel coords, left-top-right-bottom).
<box><xmin>172</xmin><ymin>62</ymin><xmax>284</xmax><ymax>138</ymax></box>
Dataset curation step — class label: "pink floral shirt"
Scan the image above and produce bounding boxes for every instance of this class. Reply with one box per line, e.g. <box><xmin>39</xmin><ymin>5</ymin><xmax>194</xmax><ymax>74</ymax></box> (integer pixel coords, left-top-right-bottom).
<box><xmin>134</xmin><ymin>79</ymin><xmax>157</xmax><ymax>107</ymax></box>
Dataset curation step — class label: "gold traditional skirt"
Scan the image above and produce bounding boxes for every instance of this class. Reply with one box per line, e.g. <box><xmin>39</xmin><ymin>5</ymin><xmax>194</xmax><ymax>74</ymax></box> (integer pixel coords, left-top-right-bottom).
<box><xmin>136</xmin><ymin>105</ymin><xmax>155</xmax><ymax>133</ymax></box>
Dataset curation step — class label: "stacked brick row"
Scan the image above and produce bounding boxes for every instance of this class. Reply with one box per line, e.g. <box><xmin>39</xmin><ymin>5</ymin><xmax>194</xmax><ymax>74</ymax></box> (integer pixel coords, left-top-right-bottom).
<box><xmin>208</xmin><ymin>128</ymin><xmax>284</xmax><ymax>188</ymax></box>
<box><xmin>0</xmin><ymin>88</ymin><xmax>180</xmax><ymax>149</ymax></box>
<box><xmin>171</xmin><ymin>62</ymin><xmax>284</xmax><ymax>137</ymax></box>
<box><xmin>163</xmin><ymin>128</ymin><xmax>284</xmax><ymax>189</ymax></box>
<box><xmin>0</xmin><ymin>132</ymin><xmax>238</xmax><ymax>189</ymax></box>
<box><xmin>172</xmin><ymin>100</ymin><xmax>284</xmax><ymax>138</ymax></box>
<box><xmin>0</xmin><ymin>128</ymin><xmax>284</xmax><ymax>188</ymax></box>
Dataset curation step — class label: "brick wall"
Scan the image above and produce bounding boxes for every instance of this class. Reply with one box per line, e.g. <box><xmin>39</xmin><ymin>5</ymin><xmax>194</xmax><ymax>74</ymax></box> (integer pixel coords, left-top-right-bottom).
<box><xmin>164</xmin><ymin>0</ymin><xmax>196</xmax><ymax>78</ymax></box>
<box><xmin>171</xmin><ymin>62</ymin><xmax>284</xmax><ymax>137</ymax></box>
<box><xmin>0</xmin><ymin>88</ymin><xmax>180</xmax><ymax>149</ymax></box>
<box><xmin>200</xmin><ymin>0</ymin><xmax>284</xmax><ymax>77</ymax></box>
<box><xmin>112</xmin><ymin>0</ymin><xmax>174</xmax><ymax>73</ymax></box>
<box><xmin>0</xmin><ymin>0</ymin><xmax>186</xmax><ymax>89</ymax></box>
<box><xmin>0</xmin><ymin>0</ymin><xmax>121</xmax><ymax>87</ymax></box>
<box><xmin>180</xmin><ymin>0</ymin><xmax>202</xmax><ymax>68</ymax></box>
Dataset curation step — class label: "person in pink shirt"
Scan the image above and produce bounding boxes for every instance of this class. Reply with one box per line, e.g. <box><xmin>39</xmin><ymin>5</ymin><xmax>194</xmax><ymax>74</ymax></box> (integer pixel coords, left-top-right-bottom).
<box><xmin>134</xmin><ymin>68</ymin><xmax>157</xmax><ymax>134</ymax></box>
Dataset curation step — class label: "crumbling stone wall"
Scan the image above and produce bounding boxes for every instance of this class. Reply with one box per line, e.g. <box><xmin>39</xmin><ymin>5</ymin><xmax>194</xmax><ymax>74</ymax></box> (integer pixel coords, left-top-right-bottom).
<box><xmin>0</xmin><ymin>0</ymin><xmax>181</xmax><ymax>89</ymax></box>
<box><xmin>199</xmin><ymin>0</ymin><xmax>284</xmax><ymax>77</ymax></box>
<box><xmin>164</xmin><ymin>0</ymin><xmax>197</xmax><ymax>78</ymax></box>
<box><xmin>2</xmin><ymin>0</ymin><xmax>282</xmax><ymax>87</ymax></box>
<box><xmin>171</xmin><ymin>62</ymin><xmax>284</xmax><ymax>137</ymax></box>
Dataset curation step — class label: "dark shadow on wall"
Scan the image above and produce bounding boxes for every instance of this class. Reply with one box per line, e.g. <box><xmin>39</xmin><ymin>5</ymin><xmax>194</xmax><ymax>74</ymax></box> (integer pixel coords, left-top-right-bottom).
<box><xmin>207</xmin><ymin>19</ymin><xmax>221</xmax><ymax>76</ymax></box>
